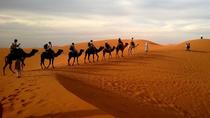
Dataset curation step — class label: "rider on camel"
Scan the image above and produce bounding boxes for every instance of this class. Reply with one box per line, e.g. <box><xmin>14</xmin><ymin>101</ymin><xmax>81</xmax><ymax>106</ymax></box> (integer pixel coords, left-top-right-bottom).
<box><xmin>88</xmin><ymin>40</ymin><xmax>95</xmax><ymax>50</ymax></box>
<box><xmin>104</xmin><ymin>40</ymin><xmax>111</xmax><ymax>51</ymax></box>
<box><xmin>130</xmin><ymin>37</ymin><xmax>135</xmax><ymax>48</ymax></box>
<box><xmin>10</xmin><ymin>39</ymin><xmax>20</xmax><ymax>54</ymax></box>
<box><xmin>70</xmin><ymin>42</ymin><xmax>77</xmax><ymax>54</ymax></box>
<box><xmin>118</xmin><ymin>38</ymin><xmax>123</xmax><ymax>48</ymax></box>
<box><xmin>44</xmin><ymin>41</ymin><xmax>53</xmax><ymax>53</ymax></box>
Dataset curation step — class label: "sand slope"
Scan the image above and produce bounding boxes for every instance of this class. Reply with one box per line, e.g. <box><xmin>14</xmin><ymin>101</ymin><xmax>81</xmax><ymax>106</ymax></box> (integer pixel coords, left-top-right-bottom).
<box><xmin>1</xmin><ymin>39</ymin><xmax>210</xmax><ymax>118</ymax></box>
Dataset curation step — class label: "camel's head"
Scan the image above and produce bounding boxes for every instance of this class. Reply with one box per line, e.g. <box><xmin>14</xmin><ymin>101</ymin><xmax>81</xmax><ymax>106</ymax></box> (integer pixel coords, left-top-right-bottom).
<box><xmin>58</xmin><ymin>49</ymin><xmax>64</xmax><ymax>54</ymax></box>
<box><xmin>80</xmin><ymin>49</ymin><xmax>85</xmax><ymax>53</ymax></box>
<box><xmin>125</xmin><ymin>43</ymin><xmax>129</xmax><ymax>46</ymax></box>
<box><xmin>99</xmin><ymin>46</ymin><xmax>104</xmax><ymax>50</ymax></box>
<box><xmin>32</xmin><ymin>49</ymin><xmax>39</xmax><ymax>53</ymax></box>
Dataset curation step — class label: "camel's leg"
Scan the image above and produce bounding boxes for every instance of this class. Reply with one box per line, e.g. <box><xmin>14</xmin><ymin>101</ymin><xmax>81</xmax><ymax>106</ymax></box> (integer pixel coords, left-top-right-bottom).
<box><xmin>3</xmin><ymin>62</ymin><xmax>9</xmax><ymax>76</ymax></box>
<box><xmin>116</xmin><ymin>50</ymin><xmax>119</xmax><ymax>58</ymax></box>
<box><xmin>41</xmin><ymin>61</ymin><xmax>47</xmax><ymax>69</ymax></box>
<box><xmin>72</xmin><ymin>57</ymin><xmax>75</xmax><ymax>66</ymax></box>
<box><xmin>109</xmin><ymin>52</ymin><xmax>112</xmax><ymax>59</ymax></box>
<box><xmin>84</xmin><ymin>53</ymin><xmax>87</xmax><ymax>63</ymax></box>
<box><xmin>88</xmin><ymin>54</ymin><xmax>91</xmax><ymax>63</ymax></box>
<box><xmin>96</xmin><ymin>53</ymin><xmax>99</xmax><ymax>62</ymax></box>
<box><xmin>77</xmin><ymin>57</ymin><xmax>79</xmax><ymax>65</ymax></box>
<box><xmin>47</xmin><ymin>59</ymin><xmax>51</xmax><ymax>69</ymax></box>
<box><xmin>9</xmin><ymin>63</ymin><xmax>15</xmax><ymax>74</ymax></box>
<box><xmin>121</xmin><ymin>50</ymin><xmax>124</xmax><ymax>57</ymax></box>
<box><xmin>68</xmin><ymin>57</ymin><xmax>71</xmax><ymax>65</ymax></box>
<box><xmin>102</xmin><ymin>52</ymin><xmax>105</xmax><ymax>60</ymax></box>
<box><xmin>92</xmin><ymin>54</ymin><xmax>95</xmax><ymax>63</ymax></box>
<box><xmin>52</xmin><ymin>59</ymin><xmax>55</xmax><ymax>69</ymax></box>
<box><xmin>41</xmin><ymin>63</ymin><xmax>43</xmax><ymax>70</ymax></box>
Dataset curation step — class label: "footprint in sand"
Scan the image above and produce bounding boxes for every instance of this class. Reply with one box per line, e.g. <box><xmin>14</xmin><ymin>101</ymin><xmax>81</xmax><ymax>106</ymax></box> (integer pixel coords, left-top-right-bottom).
<box><xmin>24</xmin><ymin>89</ymin><xmax>33</xmax><ymax>92</ymax></box>
<box><xmin>17</xmin><ymin>110</ymin><xmax>23</xmax><ymax>114</ymax></box>
<box><xmin>37</xmin><ymin>99</ymin><xmax>44</xmax><ymax>104</ymax></box>
<box><xmin>22</xmin><ymin>101</ymin><xmax>32</xmax><ymax>107</ymax></box>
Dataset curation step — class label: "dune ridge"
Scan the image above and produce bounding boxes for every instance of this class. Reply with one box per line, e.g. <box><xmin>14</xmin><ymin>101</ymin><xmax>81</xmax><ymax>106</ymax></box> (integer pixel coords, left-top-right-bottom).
<box><xmin>1</xmin><ymin>39</ymin><xmax>210</xmax><ymax>118</ymax></box>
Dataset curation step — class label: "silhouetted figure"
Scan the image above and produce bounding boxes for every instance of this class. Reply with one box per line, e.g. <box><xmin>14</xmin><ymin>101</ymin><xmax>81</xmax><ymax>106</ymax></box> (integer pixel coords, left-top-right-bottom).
<box><xmin>130</xmin><ymin>37</ymin><xmax>135</xmax><ymax>48</ymax></box>
<box><xmin>48</xmin><ymin>41</ymin><xmax>52</xmax><ymax>49</ymax></box>
<box><xmin>3</xmin><ymin>48</ymin><xmax>38</xmax><ymax>75</ymax></box>
<box><xmin>84</xmin><ymin>46</ymin><xmax>104</xmax><ymax>63</ymax></box>
<box><xmin>144</xmin><ymin>42</ymin><xmax>149</xmax><ymax>53</ymax></box>
<box><xmin>88</xmin><ymin>40</ymin><xmax>95</xmax><ymax>50</ymax></box>
<box><xmin>201</xmin><ymin>35</ymin><xmax>203</xmax><ymax>39</ymax></box>
<box><xmin>68</xmin><ymin>49</ymin><xmax>84</xmax><ymax>65</ymax></box>
<box><xmin>15</xmin><ymin>58</ymin><xmax>22</xmax><ymax>78</ymax></box>
<box><xmin>104</xmin><ymin>41</ymin><xmax>111</xmax><ymax>51</ymax></box>
<box><xmin>69</xmin><ymin>43</ymin><xmax>77</xmax><ymax>54</ymax></box>
<box><xmin>117</xmin><ymin>38</ymin><xmax>123</xmax><ymax>48</ymax></box>
<box><xmin>186</xmin><ymin>42</ymin><xmax>191</xmax><ymax>51</ymax></box>
<box><xmin>116</xmin><ymin>42</ymin><xmax>129</xmax><ymax>57</ymax></box>
<box><xmin>40</xmin><ymin>49</ymin><xmax>63</xmax><ymax>69</ymax></box>
<box><xmin>128</xmin><ymin>38</ymin><xmax>139</xmax><ymax>55</ymax></box>
<box><xmin>103</xmin><ymin>46</ymin><xmax>115</xmax><ymax>60</ymax></box>
<box><xmin>10</xmin><ymin>39</ymin><xmax>20</xmax><ymax>54</ymax></box>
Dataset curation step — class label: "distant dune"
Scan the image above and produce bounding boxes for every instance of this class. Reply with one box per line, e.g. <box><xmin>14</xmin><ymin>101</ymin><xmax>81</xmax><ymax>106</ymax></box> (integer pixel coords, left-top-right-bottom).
<box><xmin>1</xmin><ymin>39</ymin><xmax>210</xmax><ymax>118</ymax></box>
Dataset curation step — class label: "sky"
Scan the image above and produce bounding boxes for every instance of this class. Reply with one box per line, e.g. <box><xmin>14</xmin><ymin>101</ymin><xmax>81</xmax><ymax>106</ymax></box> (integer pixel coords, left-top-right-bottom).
<box><xmin>0</xmin><ymin>0</ymin><xmax>210</xmax><ymax>48</ymax></box>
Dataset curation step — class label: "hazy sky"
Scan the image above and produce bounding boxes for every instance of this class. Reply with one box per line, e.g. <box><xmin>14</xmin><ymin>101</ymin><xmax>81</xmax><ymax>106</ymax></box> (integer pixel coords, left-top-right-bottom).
<box><xmin>0</xmin><ymin>0</ymin><xmax>209</xmax><ymax>48</ymax></box>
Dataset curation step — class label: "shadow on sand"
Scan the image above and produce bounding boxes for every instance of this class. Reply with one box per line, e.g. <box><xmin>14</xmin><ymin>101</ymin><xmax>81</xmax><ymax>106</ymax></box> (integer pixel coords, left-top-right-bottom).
<box><xmin>186</xmin><ymin>50</ymin><xmax>209</xmax><ymax>53</ymax></box>
<box><xmin>0</xmin><ymin>103</ymin><xmax>3</xmax><ymax>118</ymax></box>
<box><xmin>53</xmin><ymin>73</ymin><xmax>184</xmax><ymax>118</ymax></box>
<box><xmin>27</xmin><ymin>109</ymin><xmax>108</xmax><ymax>118</ymax></box>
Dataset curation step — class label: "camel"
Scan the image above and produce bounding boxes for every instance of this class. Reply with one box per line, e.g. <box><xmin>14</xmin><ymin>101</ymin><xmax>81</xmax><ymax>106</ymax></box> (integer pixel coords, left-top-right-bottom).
<box><xmin>3</xmin><ymin>49</ymin><xmax>38</xmax><ymax>75</ymax></box>
<box><xmin>116</xmin><ymin>43</ymin><xmax>129</xmax><ymax>57</ymax></box>
<box><xmin>128</xmin><ymin>44</ymin><xmax>139</xmax><ymax>56</ymax></box>
<box><xmin>40</xmin><ymin>49</ymin><xmax>63</xmax><ymax>69</ymax></box>
<box><xmin>68</xmin><ymin>49</ymin><xmax>84</xmax><ymax>66</ymax></box>
<box><xmin>84</xmin><ymin>46</ymin><xmax>104</xmax><ymax>63</ymax></box>
<box><xmin>102</xmin><ymin>46</ymin><xmax>115</xmax><ymax>60</ymax></box>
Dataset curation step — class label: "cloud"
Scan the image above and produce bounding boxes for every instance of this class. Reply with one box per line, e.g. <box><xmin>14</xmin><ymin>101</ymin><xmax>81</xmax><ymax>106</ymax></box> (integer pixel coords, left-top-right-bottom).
<box><xmin>0</xmin><ymin>0</ymin><xmax>210</xmax><ymax>47</ymax></box>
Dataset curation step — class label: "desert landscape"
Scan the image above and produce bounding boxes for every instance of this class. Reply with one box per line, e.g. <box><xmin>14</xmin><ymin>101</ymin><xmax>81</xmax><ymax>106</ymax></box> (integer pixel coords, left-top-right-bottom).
<box><xmin>0</xmin><ymin>39</ymin><xmax>210</xmax><ymax>118</ymax></box>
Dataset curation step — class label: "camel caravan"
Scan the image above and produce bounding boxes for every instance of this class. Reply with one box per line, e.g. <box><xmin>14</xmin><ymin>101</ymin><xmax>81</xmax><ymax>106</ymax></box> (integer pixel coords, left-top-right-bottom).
<box><xmin>3</xmin><ymin>38</ymin><xmax>141</xmax><ymax>77</ymax></box>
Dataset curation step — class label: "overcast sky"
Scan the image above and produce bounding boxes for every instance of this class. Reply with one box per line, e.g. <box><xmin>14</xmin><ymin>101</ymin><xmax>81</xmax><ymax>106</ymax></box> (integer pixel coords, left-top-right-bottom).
<box><xmin>0</xmin><ymin>0</ymin><xmax>209</xmax><ymax>47</ymax></box>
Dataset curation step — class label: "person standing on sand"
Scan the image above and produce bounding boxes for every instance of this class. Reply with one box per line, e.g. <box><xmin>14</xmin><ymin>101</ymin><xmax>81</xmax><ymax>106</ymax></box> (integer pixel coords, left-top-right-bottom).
<box><xmin>144</xmin><ymin>42</ymin><xmax>149</xmax><ymax>54</ymax></box>
<box><xmin>144</xmin><ymin>42</ymin><xmax>149</xmax><ymax>53</ymax></box>
<box><xmin>201</xmin><ymin>35</ymin><xmax>203</xmax><ymax>39</ymax></box>
<box><xmin>15</xmin><ymin>58</ymin><xmax>22</xmax><ymax>78</ymax></box>
<box><xmin>186</xmin><ymin>42</ymin><xmax>191</xmax><ymax>51</ymax></box>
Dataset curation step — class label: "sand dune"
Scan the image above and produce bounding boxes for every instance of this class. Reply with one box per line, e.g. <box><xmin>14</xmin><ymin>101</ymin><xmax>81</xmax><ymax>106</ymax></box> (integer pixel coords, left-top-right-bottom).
<box><xmin>1</xmin><ymin>39</ymin><xmax>210</xmax><ymax>118</ymax></box>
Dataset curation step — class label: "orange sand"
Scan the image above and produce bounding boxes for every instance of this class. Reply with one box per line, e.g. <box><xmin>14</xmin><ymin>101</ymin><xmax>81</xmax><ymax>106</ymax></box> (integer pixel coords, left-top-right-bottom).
<box><xmin>1</xmin><ymin>39</ymin><xmax>210</xmax><ymax>118</ymax></box>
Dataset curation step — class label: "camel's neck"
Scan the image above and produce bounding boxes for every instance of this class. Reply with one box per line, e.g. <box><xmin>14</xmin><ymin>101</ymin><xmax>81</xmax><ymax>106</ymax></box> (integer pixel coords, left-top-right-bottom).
<box><xmin>54</xmin><ymin>51</ymin><xmax>62</xmax><ymax>57</ymax></box>
<box><xmin>24</xmin><ymin>50</ymin><xmax>36</xmax><ymax>58</ymax></box>
<box><xmin>78</xmin><ymin>51</ymin><xmax>83</xmax><ymax>57</ymax></box>
<box><xmin>124</xmin><ymin>44</ymin><xmax>128</xmax><ymax>49</ymax></box>
<box><xmin>97</xmin><ymin>48</ymin><xmax>103</xmax><ymax>53</ymax></box>
<box><xmin>111</xmin><ymin>47</ymin><xmax>115</xmax><ymax>52</ymax></box>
